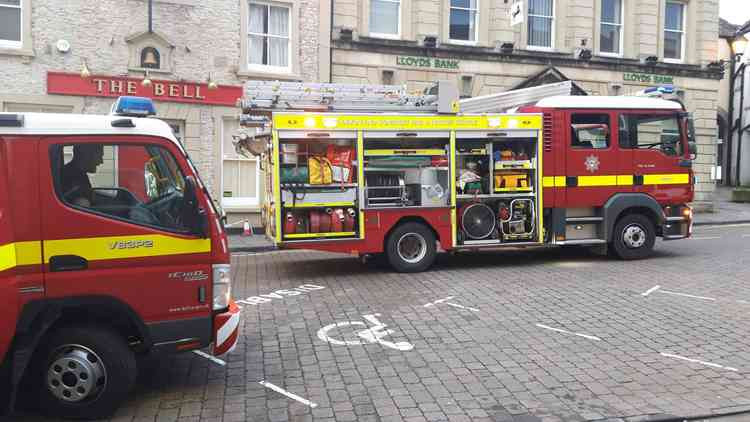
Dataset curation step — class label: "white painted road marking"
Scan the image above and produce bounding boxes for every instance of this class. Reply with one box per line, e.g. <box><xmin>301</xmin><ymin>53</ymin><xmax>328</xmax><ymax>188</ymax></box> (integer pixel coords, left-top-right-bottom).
<box><xmin>259</xmin><ymin>380</ymin><xmax>318</xmax><ymax>408</ymax></box>
<box><xmin>641</xmin><ymin>285</ymin><xmax>661</xmax><ymax>297</ymax></box>
<box><xmin>317</xmin><ymin>314</ymin><xmax>414</xmax><ymax>351</ymax></box>
<box><xmin>660</xmin><ymin>290</ymin><xmax>716</xmax><ymax>301</ymax></box>
<box><xmin>535</xmin><ymin>323</ymin><xmax>601</xmax><ymax>341</ymax></box>
<box><xmin>446</xmin><ymin>302</ymin><xmax>480</xmax><ymax>312</ymax></box>
<box><xmin>660</xmin><ymin>353</ymin><xmax>738</xmax><ymax>372</ymax></box>
<box><xmin>424</xmin><ymin>296</ymin><xmax>455</xmax><ymax>307</ymax></box>
<box><xmin>237</xmin><ymin>284</ymin><xmax>326</xmax><ymax>306</ymax></box>
<box><xmin>690</xmin><ymin>236</ymin><xmax>722</xmax><ymax>240</ymax></box>
<box><xmin>424</xmin><ymin>296</ymin><xmax>479</xmax><ymax>312</ymax></box>
<box><xmin>193</xmin><ymin>350</ymin><xmax>226</xmax><ymax>366</ymax></box>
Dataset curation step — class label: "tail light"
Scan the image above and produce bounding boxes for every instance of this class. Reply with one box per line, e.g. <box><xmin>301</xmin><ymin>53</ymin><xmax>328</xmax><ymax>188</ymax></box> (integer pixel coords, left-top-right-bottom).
<box><xmin>212</xmin><ymin>264</ymin><xmax>231</xmax><ymax>311</ymax></box>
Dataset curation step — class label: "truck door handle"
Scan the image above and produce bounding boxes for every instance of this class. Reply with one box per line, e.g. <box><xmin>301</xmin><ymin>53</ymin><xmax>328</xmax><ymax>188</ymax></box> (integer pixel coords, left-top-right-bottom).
<box><xmin>49</xmin><ymin>255</ymin><xmax>88</xmax><ymax>272</ymax></box>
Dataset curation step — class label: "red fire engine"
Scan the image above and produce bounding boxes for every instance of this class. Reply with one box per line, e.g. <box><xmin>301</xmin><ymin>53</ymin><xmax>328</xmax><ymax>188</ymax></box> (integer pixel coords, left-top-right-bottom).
<box><xmin>236</xmin><ymin>81</ymin><xmax>695</xmax><ymax>272</ymax></box>
<box><xmin>0</xmin><ymin>97</ymin><xmax>240</xmax><ymax>419</ymax></box>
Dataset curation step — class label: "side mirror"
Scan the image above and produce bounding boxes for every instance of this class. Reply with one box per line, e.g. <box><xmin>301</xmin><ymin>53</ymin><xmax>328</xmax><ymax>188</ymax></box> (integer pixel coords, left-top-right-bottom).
<box><xmin>688</xmin><ymin>142</ymin><xmax>697</xmax><ymax>160</ymax></box>
<box><xmin>184</xmin><ymin>176</ymin><xmax>208</xmax><ymax>238</ymax></box>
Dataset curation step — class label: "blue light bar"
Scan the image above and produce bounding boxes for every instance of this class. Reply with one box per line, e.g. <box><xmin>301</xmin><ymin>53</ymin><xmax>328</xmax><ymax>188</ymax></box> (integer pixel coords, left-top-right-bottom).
<box><xmin>111</xmin><ymin>96</ymin><xmax>157</xmax><ymax>117</ymax></box>
<box><xmin>643</xmin><ymin>84</ymin><xmax>675</xmax><ymax>94</ymax></box>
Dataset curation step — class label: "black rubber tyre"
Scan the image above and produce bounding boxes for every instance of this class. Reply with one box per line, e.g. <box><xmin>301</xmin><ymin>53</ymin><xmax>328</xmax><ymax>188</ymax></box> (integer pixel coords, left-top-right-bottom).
<box><xmin>34</xmin><ymin>325</ymin><xmax>136</xmax><ymax>420</ymax></box>
<box><xmin>385</xmin><ymin>222</ymin><xmax>437</xmax><ymax>273</ymax></box>
<box><xmin>609</xmin><ymin>213</ymin><xmax>656</xmax><ymax>260</ymax></box>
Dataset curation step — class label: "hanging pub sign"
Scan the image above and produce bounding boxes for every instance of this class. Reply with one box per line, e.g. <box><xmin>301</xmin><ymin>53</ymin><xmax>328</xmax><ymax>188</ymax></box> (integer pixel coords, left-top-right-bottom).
<box><xmin>47</xmin><ymin>72</ymin><xmax>243</xmax><ymax>107</ymax></box>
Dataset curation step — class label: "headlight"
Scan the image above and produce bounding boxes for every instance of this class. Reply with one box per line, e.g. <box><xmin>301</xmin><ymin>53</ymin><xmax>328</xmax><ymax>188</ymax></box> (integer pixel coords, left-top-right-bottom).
<box><xmin>212</xmin><ymin>264</ymin><xmax>231</xmax><ymax>310</ymax></box>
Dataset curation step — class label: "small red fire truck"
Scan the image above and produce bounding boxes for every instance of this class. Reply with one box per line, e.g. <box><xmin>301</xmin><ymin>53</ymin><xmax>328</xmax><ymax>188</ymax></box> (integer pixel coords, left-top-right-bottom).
<box><xmin>0</xmin><ymin>97</ymin><xmax>240</xmax><ymax>419</ymax></box>
<box><xmin>237</xmin><ymin>81</ymin><xmax>695</xmax><ymax>273</ymax></box>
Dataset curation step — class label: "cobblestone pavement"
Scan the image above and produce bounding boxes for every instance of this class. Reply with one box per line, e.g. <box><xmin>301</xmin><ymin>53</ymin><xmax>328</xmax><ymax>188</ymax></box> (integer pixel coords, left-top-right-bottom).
<box><xmin>14</xmin><ymin>224</ymin><xmax>750</xmax><ymax>422</ymax></box>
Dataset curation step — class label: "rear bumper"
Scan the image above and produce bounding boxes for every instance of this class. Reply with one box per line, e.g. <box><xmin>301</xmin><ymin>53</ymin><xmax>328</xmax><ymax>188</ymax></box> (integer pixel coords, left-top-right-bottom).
<box><xmin>212</xmin><ymin>300</ymin><xmax>241</xmax><ymax>356</ymax></box>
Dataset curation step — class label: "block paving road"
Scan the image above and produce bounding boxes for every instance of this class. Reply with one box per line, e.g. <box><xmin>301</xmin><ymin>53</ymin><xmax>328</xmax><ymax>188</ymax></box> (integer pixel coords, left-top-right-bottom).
<box><xmin>15</xmin><ymin>224</ymin><xmax>750</xmax><ymax>422</ymax></box>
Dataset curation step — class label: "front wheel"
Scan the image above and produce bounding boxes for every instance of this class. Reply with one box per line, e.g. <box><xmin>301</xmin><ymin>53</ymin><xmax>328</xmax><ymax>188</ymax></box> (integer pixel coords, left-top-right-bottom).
<box><xmin>386</xmin><ymin>222</ymin><xmax>437</xmax><ymax>273</ymax></box>
<box><xmin>609</xmin><ymin>214</ymin><xmax>656</xmax><ymax>260</ymax></box>
<box><xmin>34</xmin><ymin>325</ymin><xmax>136</xmax><ymax>419</ymax></box>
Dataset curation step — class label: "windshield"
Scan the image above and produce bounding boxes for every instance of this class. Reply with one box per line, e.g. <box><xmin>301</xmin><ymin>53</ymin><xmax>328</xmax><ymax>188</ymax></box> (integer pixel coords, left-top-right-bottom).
<box><xmin>144</xmin><ymin>145</ymin><xmax>185</xmax><ymax>200</ymax></box>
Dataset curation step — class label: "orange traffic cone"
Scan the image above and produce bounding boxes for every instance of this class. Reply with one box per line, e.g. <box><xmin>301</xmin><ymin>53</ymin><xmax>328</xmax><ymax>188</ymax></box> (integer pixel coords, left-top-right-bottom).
<box><xmin>242</xmin><ymin>220</ymin><xmax>252</xmax><ymax>236</ymax></box>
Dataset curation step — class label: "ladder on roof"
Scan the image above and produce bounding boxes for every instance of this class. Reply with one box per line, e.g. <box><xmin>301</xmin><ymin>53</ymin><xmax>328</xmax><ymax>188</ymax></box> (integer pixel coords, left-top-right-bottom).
<box><xmin>239</xmin><ymin>81</ymin><xmax>447</xmax><ymax>113</ymax></box>
<box><xmin>238</xmin><ymin>80</ymin><xmax>573</xmax><ymax>119</ymax></box>
<box><xmin>458</xmin><ymin>81</ymin><xmax>573</xmax><ymax>113</ymax></box>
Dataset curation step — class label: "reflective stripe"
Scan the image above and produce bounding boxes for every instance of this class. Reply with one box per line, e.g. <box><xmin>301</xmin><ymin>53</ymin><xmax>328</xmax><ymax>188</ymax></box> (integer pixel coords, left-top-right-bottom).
<box><xmin>0</xmin><ymin>241</ymin><xmax>43</xmax><ymax>272</ymax></box>
<box><xmin>642</xmin><ymin>173</ymin><xmax>690</xmax><ymax>185</ymax></box>
<box><xmin>543</xmin><ymin>173</ymin><xmax>688</xmax><ymax>187</ymax></box>
<box><xmin>616</xmin><ymin>175</ymin><xmax>634</xmax><ymax>186</ymax></box>
<box><xmin>578</xmin><ymin>175</ymin><xmax>617</xmax><ymax>187</ymax></box>
<box><xmin>0</xmin><ymin>243</ymin><xmax>16</xmax><ymax>272</ymax></box>
<box><xmin>542</xmin><ymin>176</ymin><xmax>566</xmax><ymax>187</ymax></box>
<box><xmin>43</xmin><ymin>234</ymin><xmax>210</xmax><ymax>263</ymax></box>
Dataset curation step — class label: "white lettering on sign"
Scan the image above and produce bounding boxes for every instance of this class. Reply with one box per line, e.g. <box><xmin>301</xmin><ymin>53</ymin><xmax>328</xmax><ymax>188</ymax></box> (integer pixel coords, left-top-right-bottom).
<box><xmin>237</xmin><ymin>284</ymin><xmax>325</xmax><ymax>306</ymax></box>
<box><xmin>317</xmin><ymin>313</ymin><xmax>414</xmax><ymax>351</ymax></box>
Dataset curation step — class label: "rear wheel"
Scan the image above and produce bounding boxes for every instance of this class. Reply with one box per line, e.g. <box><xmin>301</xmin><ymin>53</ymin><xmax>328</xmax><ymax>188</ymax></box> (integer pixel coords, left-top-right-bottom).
<box><xmin>34</xmin><ymin>325</ymin><xmax>136</xmax><ymax>419</ymax></box>
<box><xmin>609</xmin><ymin>214</ymin><xmax>656</xmax><ymax>260</ymax></box>
<box><xmin>386</xmin><ymin>222</ymin><xmax>437</xmax><ymax>273</ymax></box>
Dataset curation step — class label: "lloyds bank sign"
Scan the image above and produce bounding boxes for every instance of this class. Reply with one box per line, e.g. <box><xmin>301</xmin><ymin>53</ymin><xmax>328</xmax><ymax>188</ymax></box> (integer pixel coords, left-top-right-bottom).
<box><xmin>396</xmin><ymin>56</ymin><xmax>460</xmax><ymax>70</ymax></box>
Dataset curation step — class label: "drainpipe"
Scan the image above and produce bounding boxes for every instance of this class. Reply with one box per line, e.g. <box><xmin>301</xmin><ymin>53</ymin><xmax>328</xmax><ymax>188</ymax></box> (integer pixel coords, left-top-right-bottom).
<box><xmin>330</xmin><ymin>0</ymin><xmax>334</xmax><ymax>83</ymax></box>
<box><xmin>736</xmin><ymin>64</ymin><xmax>746</xmax><ymax>186</ymax></box>
<box><xmin>727</xmin><ymin>52</ymin><xmax>736</xmax><ymax>185</ymax></box>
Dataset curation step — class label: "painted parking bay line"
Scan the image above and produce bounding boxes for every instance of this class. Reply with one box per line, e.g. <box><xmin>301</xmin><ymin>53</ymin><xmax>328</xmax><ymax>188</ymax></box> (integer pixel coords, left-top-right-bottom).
<box><xmin>193</xmin><ymin>350</ymin><xmax>226</xmax><ymax>366</ymax></box>
<box><xmin>259</xmin><ymin>380</ymin><xmax>318</xmax><ymax>408</ymax></box>
<box><xmin>690</xmin><ymin>236</ymin><xmax>722</xmax><ymax>240</ymax></box>
<box><xmin>659</xmin><ymin>290</ymin><xmax>716</xmax><ymax>301</ymax></box>
<box><xmin>660</xmin><ymin>352</ymin><xmax>738</xmax><ymax>372</ymax></box>
<box><xmin>641</xmin><ymin>285</ymin><xmax>661</xmax><ymax>297</ymax></box>
<box><xmin>535</xmin><ymin>323</ymin><xmax>601</xmax><ymax>341</ymax></box>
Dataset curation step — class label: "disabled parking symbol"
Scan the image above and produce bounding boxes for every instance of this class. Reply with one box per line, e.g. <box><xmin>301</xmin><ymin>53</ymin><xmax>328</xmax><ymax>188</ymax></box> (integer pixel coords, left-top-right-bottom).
<box><xmin>317</xmin><ymin>313</ymin><xmax>414</xmax><ymax>351</ymax></box>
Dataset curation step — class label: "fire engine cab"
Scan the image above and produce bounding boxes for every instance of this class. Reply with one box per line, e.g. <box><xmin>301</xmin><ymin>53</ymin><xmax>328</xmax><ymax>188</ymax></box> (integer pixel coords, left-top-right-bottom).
<box><xmin>237</xmin><ymin>81</ymin><xmax>696</xmax><ymax>273</ymax></box>
<box><xmin>0</xmin><ymin>97</ymin><xmax>240</xmax><ymax>419</ymax></box>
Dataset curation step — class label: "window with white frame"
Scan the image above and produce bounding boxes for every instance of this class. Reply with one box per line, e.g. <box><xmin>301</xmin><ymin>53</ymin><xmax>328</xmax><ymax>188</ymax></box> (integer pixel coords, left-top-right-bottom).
<box><xmin>0</xmin><ymin>0</ymin><xmax>22</xmax><ymax>47</ymax></box>
<box><xmin>528</xmin><ymin>0</ymin><xmax>554</xmax><ymax>48</ymax></box>
<box><xmin>248</xmin><ymin>2</ymin><xmax>291</xmax><ymax>69</ymax></box>
<box><xmin>600</xmin><ymin>0</ymin><xmax>622</xmax><ymax>55</ymax></box>
<box><xmin>222</xmin><ymin>119</ymin><xmax>260</xmax><ymax>208</ymax></box>
<box><xmin>370</xmin><ymin>0</ymin><xmax>401</xmax><ymax>37</ymax></box>
<box><xmin>449</xmin><ymin>0</ymin><xmax>478</xmax><ymax>42</ymax></box>
<box><xmin>664</xmin><ymin>1</ymin><xmax>685</xmax><ymax>61</ymax></box>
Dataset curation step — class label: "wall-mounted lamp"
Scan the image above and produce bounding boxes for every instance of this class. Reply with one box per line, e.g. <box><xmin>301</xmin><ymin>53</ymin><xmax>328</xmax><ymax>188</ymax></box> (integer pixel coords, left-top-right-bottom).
<box><xmin>80</xmin><ymin>59</ymin><xmax>91</xmax><ymax>79</ymax></box>
<box><xmin>499</xmin><ymin>42</ymin><xmax>514</xmax><ymax>55</ymax></box>
<box><xmin>578</xmin><ymin>48</ymin><xmax>592</xmax><ymax>61</ymax></box>
<box><xmin>207</xmin><ymin>72</ymin><xmax>218</xmax><ymax>90</ymax></box>
<box><xmin>142</xmin><ymin>70</ymin><xmax>153</xmax><ymax>87</ymax></box>
<box><xmin>423</xmin><ymin>36</ymin><xmax>438</xmax><ymax>49</ymax></box>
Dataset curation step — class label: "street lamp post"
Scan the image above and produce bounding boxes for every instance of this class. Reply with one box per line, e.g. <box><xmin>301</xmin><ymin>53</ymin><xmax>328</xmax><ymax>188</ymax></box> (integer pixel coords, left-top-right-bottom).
<box><xmin>728</xmin><ymin>34</ymin><xmax>748</xmax><ymax>186</ymax></box>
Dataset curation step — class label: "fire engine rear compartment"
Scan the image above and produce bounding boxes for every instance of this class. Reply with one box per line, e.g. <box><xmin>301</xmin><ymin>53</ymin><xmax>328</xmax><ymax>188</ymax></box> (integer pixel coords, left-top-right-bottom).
<box><xmin>267</xmin><ymin>115</ymin><xmax>544</xmax><ymax>254</ymax></box>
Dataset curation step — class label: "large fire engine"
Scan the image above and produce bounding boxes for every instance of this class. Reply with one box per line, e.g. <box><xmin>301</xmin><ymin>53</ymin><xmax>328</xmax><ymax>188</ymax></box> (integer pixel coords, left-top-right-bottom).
<box><xmin>236</xmin><ymin>81</ymin><xmax>696</xmax><ymax>273</ymax></box>
<box><xmin>0</xmin><ymin>97</ymin><xmax>240</xmax><ymax>419</ymax></box>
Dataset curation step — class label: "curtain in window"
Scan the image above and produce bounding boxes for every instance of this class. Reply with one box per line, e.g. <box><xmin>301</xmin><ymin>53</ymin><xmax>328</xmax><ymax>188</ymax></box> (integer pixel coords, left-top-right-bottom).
<box><xmin>528</xmin><ymin>0</ymin><xmax>553</xmax><ymax>47</ymax></box>
<box><xmin>0</xmin><ymin>0</ymin><xmax>21</xmax><ymax>43</ymax></box>
<box><xmin>370</xmin><ymin>0</ymin><xmax>400</xmax><ymax>35</ymax></box>
<box><xmin>248</xmin><ymin>3</ymin><xmax>265</xmax><ymax>65</ymax></box>
<box><xmin>600</xmin><ymin>0</ymin><xmax>621</xmax><ymax>53</ymax></box>
<box><xmin>268</xmin><ymin>6</ymin><xmax>289</xmax><ymax>66</ymax></box>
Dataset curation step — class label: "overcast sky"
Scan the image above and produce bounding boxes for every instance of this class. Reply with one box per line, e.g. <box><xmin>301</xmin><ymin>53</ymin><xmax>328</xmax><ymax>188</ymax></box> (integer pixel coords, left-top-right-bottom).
<box><xmin>721</xmin><ymin>0</ymin><xmax>750</xmax><ymax>26</ymax></box>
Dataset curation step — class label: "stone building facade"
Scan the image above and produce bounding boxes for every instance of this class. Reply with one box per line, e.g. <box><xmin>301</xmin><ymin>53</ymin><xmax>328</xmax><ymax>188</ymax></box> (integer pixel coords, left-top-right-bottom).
<box><xmin>0</xmin><ymin>0</ymin><xmax>330</xmax><ymax>224</ymax></box>
<box><xmin>332</xmin><ymin>0</ymin><xmax>723</xmax><ymax>205</ymax></box>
